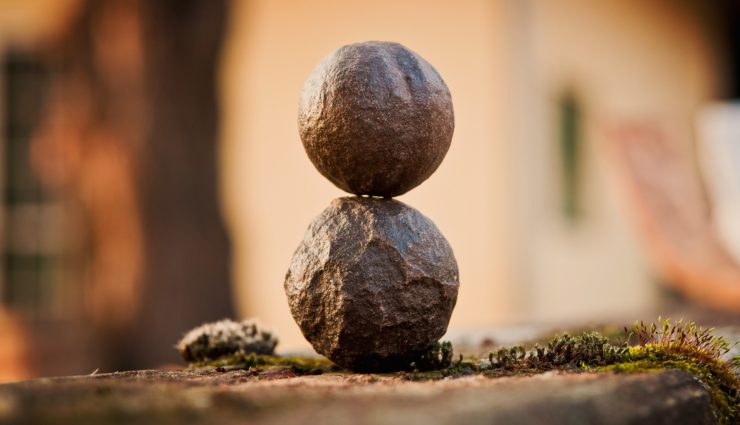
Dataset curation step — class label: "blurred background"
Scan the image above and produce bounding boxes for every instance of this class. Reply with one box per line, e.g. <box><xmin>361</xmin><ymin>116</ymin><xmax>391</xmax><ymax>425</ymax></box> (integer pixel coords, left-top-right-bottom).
<box><xmin>0</xmin><ymin>0</ymin><xmax>738</xmax><ymax>381</ymax></box>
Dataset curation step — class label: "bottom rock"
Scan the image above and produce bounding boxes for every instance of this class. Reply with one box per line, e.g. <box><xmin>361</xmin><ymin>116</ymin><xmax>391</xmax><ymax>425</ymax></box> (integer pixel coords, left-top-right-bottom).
<box><xmin>284</xmin><ymin>196</ymin><xmax>459</xmax><ymax>371</ymax></box>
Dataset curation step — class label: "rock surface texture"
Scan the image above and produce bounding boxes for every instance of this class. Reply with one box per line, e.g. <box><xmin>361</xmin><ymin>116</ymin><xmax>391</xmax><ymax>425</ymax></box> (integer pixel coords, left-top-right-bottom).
<box><xmin>0</xmin><ymin>370</ymin><xmax>715</xmax><ymax>425</ymax></box>
<box><xmin>290</xmin><ymin>41</ymin><xmax>458</xmax><ymax>372</ymax></box>
<box><xmin>285</xmin><ymin>197</ymin><xmax>459</xmax><ymax>371</ymax></box>
<box><xmin>298</xmin><ymin>41</ymin><xmax>454</xmax><ymax>197</ymax></box>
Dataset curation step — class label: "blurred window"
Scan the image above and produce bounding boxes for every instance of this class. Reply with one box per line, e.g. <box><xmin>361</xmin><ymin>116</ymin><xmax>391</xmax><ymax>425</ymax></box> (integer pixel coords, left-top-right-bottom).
<box><xmin>558</xmin><ymin>91</ymin><xmax>582</xmax><ymax>222</ymax></box>
<box><xmin>1</xmin><ymin>50</ymin><xmax>73</xmax><ymax>320</ymax></box>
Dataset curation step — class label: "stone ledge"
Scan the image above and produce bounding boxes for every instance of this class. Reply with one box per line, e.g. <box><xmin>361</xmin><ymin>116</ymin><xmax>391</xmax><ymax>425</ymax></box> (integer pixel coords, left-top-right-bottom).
<box><xmin>0</xmin><ymin>368</ymin><xmax>715</xmax><ymax>425</ymax></box>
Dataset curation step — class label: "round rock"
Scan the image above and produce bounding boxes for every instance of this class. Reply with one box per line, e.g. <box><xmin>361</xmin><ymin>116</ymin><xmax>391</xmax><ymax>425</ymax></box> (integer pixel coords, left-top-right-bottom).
<box><xmin>284</xmin><ymin>196</ymin><xmax>459</xmax><ymax>371</ymax></box>
<box><xmin>298</xmin><ymin>41</ymin><xmax>454</xmax><ymax>198</ymax></box>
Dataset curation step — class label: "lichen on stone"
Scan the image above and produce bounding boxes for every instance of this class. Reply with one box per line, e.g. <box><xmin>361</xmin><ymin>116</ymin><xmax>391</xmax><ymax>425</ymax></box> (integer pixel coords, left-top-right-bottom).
<box><xmin>176</xmin><ymin>318</ymin><xmax>278</xmax><ymax>362</ymax></box>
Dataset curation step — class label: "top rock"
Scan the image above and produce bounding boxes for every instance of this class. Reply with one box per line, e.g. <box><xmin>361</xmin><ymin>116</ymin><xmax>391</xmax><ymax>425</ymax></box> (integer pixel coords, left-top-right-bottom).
<box><xmin>298</xmin><ymin>41</ymin><xmax>454</xmax><ymax>198</ymax></box>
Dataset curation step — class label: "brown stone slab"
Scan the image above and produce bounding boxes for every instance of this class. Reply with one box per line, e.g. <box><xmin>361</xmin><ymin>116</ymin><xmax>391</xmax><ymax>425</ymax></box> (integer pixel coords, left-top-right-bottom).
<box><xmin>0</xmin><ymin>369</ymin><xmax>714</xmax><ymax>425</ymax></box>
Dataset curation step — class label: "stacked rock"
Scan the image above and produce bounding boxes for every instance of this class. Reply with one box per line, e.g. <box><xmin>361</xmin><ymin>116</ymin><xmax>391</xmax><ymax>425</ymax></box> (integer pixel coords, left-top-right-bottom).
<box><xmin>285</xmin><ymin>41</ymin><xmax>459</xmax><ymax>372</ymax></box>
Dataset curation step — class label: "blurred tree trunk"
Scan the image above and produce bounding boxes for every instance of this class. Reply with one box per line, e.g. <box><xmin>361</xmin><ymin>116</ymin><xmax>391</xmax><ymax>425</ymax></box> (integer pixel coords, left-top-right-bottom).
<box><xmin>35</xmin><ymin>0</ymin><xmax>234</xmax><ymax>369</ymax></box>
<box><xmin>133</xmin><ymin>0</ymin><xmax>234</xmax><ymax>368</ymax></box>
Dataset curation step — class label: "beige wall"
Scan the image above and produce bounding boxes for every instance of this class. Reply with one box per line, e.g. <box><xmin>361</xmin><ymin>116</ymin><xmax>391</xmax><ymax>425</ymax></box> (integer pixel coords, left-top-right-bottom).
<box><xmin>512</xmin><ymin>0</ymin><xmax>721</xmax><ymax>322</ymax></box>
<box><xmin>220</xmin><ymin>0</ymin><xmax>723</xmax><ymax>351</ymax></box>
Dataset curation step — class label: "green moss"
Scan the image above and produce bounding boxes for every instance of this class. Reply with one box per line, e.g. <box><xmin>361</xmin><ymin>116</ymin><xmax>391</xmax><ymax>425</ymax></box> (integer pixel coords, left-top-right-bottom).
<box><xmin>192</xmin><ymin>351</ymin><xmax>338</xmax><ymax>375</ymax></box>
<box><xmin>475</xmin><ymin>331</ymin><xmax>628</xmax><ymax>373</ymax></box>
<box><xmin>401</xmin><ymin>353</ymin><xmax>477</xmax><ymax>380</ymax></box>
<box><xmin>402</xmin><ymin>319</ymin><xmax>739</xmax><ymax>423</ymax></box>
<box><xmin>402</xmin><ymin>332</ymin><xmax>627</xmax><ymax>380</ymax></box>
<box><xmin>597</xmin><ymin>344</ymin><xmax>738</xmax><ymax>424</ymax></box>
<box><xmin>411</xmin><ymin>341</ymin><xmax>455</xmax><ymax>371</ymax></box>
<box><xmin>608</xmin><ymin>318</ymin><xmax>739</xmax><ymax>424</ymax></box>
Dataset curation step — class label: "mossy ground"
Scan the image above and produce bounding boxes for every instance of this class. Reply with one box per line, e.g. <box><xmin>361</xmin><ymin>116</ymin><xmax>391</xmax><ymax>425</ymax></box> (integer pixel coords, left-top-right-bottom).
<box><xmin>402</xmin><ymin>320</ymin><xmax>739</xmax><ymax>424</ymax></box>
<box><xmin>191</xmin><ymin>319</ymin><xmax>738</xmax><ymax>423</ymax></box>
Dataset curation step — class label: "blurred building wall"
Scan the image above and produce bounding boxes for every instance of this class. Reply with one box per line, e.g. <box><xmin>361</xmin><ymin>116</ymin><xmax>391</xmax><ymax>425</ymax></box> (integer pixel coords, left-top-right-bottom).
<box><xmin>508</xmin><ymin>0</ymin><xmax>723</xmax><ymax>322</ymax></box>
<box><xmin>221</xmin><ymin>0</ymin><xmax>724</xmax><ymax>350</ymax></box>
